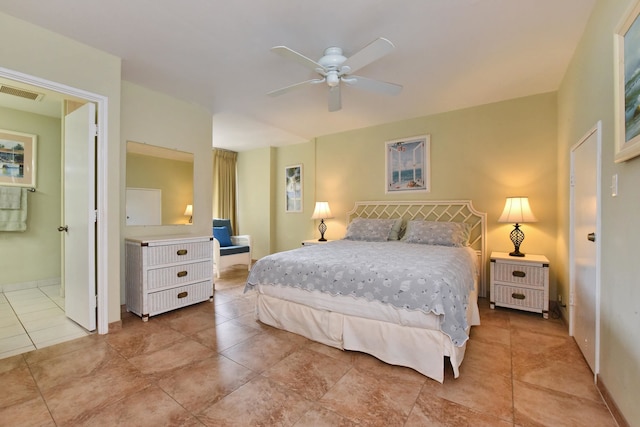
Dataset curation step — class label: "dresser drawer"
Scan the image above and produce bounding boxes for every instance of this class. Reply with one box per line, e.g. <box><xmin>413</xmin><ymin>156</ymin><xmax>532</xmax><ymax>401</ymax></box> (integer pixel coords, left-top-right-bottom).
<box><xmin>146</xmin><ymin>241</ymin><xmax>212</xmax><ymax>266</ymax></box>
<box><xmin>146</xmin><ymin>260</ymin><xmax>213</xmax><ymax>290</ymax></box>
<box><xmin>493</xmin><ymin>284</ymin><xmax>544</xmax><ymax>311</ymax></box>
<box><xmin>493</xmin><ymin>262</ymin><xmax>546</xmax><ymax>288</ymax></box>
<box><xmin>147</xmin><ymin>281</ymin><xmax>213</xmax><ymax>316</ymax></box>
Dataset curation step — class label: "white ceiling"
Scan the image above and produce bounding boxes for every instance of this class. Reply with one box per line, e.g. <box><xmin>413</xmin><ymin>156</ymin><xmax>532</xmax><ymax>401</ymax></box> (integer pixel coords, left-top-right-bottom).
<box><xmin>0</xmin><ymin>0</ymin><xmax>596</xmax><ymax>151</ymax></box>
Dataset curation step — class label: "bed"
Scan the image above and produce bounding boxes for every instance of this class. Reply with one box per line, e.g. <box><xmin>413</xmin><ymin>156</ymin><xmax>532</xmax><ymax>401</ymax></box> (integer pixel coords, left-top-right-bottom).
<box><xmin>244</xmin><ymin>200</ymin><xmax>486</xmax><ymax>382</ymax></box>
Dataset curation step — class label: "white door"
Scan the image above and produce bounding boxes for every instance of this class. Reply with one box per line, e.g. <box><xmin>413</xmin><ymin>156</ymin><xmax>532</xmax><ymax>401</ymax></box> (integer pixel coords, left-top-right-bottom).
<box><xmin>62</xmin><ymin>103</ymin><xmax>97</xmax><ymax>331</ymax></box>
<box><xmin>570</xmin><ymin>123</ymin><xmax>600</xmax><ymax>376</ymax></box>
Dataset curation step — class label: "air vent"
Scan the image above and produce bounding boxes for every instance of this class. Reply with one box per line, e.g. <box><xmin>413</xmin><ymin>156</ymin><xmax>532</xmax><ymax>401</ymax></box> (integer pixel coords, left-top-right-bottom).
<box><xmin>0</xmin><ymin>84</ymin><xmax>44</xmax><ymax>101</ymax></box>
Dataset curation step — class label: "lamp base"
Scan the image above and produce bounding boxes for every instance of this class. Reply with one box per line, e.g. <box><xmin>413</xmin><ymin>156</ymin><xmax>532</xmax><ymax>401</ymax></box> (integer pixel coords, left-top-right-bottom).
<box><xmin>508</xmin><ymin>224</ymin><xmax>526</xmax><ymax>257</ymax></box>
<box><xmin>318</xmin><ymin>237</ymin><xmax>327</xmax><ymax>242</ymax></box>
<box><xmin>509</xmin><ymin>250</ymin><xmax>525</xmax><ymax>257</ymax></box>
<box><xmin>317</xmin><ymin>219</ymin><xmax>327</xmax><ymax>242</ymax></box>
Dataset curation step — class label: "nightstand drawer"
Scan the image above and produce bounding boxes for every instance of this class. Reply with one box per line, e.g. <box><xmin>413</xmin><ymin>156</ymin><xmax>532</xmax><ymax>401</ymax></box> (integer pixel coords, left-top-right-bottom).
<box><xmin>493</xmin><ymin>284</ymin><xmax>544</xmax><ymax>311</ymax></box>
<box><xmin>493</xmin><ymin>263</ymin><xmax>546</xmax><ymax>288</ymax></box>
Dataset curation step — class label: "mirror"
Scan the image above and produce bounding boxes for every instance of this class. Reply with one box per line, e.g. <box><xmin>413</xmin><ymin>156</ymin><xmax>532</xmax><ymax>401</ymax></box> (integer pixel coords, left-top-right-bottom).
<box><xmin>126</xmin><ymin>141</ymin><xmax>194</xmax><ymax>226</ymax></box>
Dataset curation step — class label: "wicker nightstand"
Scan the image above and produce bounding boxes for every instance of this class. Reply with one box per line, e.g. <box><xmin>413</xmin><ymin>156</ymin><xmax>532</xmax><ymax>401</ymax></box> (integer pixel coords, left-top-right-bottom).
<box><xmin>490</xmin><ymin>251</ymin><xmax>549</xmax><ymax>319</ymax></box>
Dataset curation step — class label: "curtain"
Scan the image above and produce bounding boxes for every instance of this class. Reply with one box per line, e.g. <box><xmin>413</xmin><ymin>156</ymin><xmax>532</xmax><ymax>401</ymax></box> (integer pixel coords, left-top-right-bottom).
<box><xmin>212</xmin><ymin>148</ymin><xmax>238</xmax><ymax>234</ymax></box>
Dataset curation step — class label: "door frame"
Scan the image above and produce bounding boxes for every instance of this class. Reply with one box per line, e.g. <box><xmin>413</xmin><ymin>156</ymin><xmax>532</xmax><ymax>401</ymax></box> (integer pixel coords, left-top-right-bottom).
<box><xmin>569</xmin><ymin>120</ymin><xmax>602</xmax><ymax>378</ymax></box>
<box><xmin>0</xmin><ymin>66</ymin><xmax>109</xmax><ymax>334</ymax></box>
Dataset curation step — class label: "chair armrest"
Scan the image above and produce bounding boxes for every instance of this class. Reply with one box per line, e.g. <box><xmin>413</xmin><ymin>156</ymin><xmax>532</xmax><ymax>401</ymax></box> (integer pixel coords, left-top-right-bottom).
<box><xmin>231</xmin><ymin>235</ymin><xmax>252</xmax><ymax>247</ymax></box>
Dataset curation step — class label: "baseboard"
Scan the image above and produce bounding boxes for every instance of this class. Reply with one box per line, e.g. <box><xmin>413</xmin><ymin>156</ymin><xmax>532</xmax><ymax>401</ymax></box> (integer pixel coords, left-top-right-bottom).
<box><xmin>597</xmin><ymin>375</ymin><xmax>630</xmax><ymax>427</ymax></box>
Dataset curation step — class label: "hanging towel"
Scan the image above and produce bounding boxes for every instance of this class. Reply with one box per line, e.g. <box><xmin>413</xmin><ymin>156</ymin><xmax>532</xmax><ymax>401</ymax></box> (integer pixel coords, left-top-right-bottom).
<box><xmin>0</xmin><ymin>186</ymin><xmax>22</xmax><ymax>209</ymax></box>
<box><xmin>0</xmin><ymin>187</ymin><xmax>28</xmax><ymax>231</ymax></box>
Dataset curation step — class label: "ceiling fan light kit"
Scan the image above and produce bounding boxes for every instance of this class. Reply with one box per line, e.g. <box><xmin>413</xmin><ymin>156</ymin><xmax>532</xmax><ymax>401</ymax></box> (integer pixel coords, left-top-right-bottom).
<box><xmin>268</xmin><ymin>37</ymin><xmax>403</xmax><ymax>112</ymax></box>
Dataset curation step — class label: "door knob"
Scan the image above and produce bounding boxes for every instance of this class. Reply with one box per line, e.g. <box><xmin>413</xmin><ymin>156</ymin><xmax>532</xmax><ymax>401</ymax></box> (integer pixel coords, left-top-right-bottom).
<box><xmin>58</xmin><ymin>225</ymin><xmax>68</xmax><ymax>232</ymax></box>
<box><xmin>587</xmin><ymin>232</ymin><xmax>595</xmax><ymax>242</ymax></box>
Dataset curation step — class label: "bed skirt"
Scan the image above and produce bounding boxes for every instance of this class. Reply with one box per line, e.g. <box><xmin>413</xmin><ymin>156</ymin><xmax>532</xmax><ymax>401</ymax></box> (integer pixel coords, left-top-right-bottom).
<box><xmin>254</xmin><ymin>289</ymin><xmax>480</xmax><ymax>383</ymax></box>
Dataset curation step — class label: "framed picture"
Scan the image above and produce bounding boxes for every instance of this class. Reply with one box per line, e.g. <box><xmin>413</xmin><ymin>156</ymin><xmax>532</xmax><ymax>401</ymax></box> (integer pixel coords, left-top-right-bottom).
<box><xmin>285</xmin><ymin>164</ymin><xmax>302</xmax><ymax>212</ymax></box>
<box><xmin>615</xmin><ymin>1</ymin><xmax>640</xmax><ymax>162</ymax></box>
<box><xmin>0</xmin><ymin>129</ymin><xmax>37</xmax><ymax>187</ymax></box>
<box><xmin>385</xmin><ymin>134</ymin><xmax>430</xmax><ymax>193</ymax></box>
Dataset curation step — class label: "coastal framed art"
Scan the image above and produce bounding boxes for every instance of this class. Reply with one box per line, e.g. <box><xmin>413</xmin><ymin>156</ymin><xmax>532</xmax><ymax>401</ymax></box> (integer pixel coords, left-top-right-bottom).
<box><xmin>385</xmin><ymin>134</ymin><xmax>430</xmax><ymax>193</ymax></box>
<box><xmin>285</xmin><ymin>164</ymin><xmax>302</xmax><ymax>212</ymax></box>
<box><xmin>0</xmin><ymin>129</ymin><xmax>37</xmax><ymax>187</ymax></box>
<box><xmin>615</xmin><ymin>0</ymin><xmax>640</xmax><ymax>162</ymax></box>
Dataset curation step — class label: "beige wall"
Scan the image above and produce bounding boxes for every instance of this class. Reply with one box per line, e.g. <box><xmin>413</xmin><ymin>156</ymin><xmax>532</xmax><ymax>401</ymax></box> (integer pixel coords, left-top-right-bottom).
<box><xmin>0</xmin><ymin>11</ymin><xmax>122</xmax><ymax>324</ymax></box>
<box><xmin>121</xmin><ymin>81</ymin><xmax>214</xmax><ymax>303</ymax></box>
<box><xmin>0</xmin><ymin>107</ymin><xmax>61</xmax><ymax>288</ymax></box>
<box><xmin>239</xmin><ymin>93</ymin><xmax>558</xmax><ymax>293</ymax></box>
<box><xmin>558</xmin><ymin>0</ymin><xmax>640</xmax><ymax>423</ymax></box>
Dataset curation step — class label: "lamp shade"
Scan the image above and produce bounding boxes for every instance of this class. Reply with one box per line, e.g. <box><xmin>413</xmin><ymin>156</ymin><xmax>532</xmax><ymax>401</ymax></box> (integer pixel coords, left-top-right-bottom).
<box><xmin>183</xmin><ymin>204</ymin><xmax>193</xmax><ymax>216</ymax></box>
<box><xmin>311</xmin><ymin>201</ymin><xmax>334</xmax><ymax>220</ymax></box>
<box><xmin>498</xmin><ymin>197</ymin><xmax>537</xmax><ymax>224</ymax></box>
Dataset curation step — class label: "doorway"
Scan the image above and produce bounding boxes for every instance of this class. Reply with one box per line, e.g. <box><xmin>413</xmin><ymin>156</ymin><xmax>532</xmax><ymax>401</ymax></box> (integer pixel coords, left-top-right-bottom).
<box><xmin>569</xmin><ymin>121</ymin><xmax>601</xmax><ymax>379</ymax></box>
<box><xmin>0</xmin><ymin>67</ymin><xmax>109</xmax><ymax>339</ymax></box>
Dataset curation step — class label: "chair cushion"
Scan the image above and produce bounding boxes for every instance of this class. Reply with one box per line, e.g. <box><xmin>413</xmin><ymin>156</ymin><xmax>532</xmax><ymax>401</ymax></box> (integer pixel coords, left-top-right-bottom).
<box><xmin>213</xmin><ymin>226</ymin><xmax>233</xmax><ymax>247</ymax></box>
<box><xmin>212</xmin><ymin>219</ymin><xmax>233</xmax><ymax>236</ymax></box>
<box><xmin>219</xmin><ymin>245</ymin><xmax>250</xmax><ymax>256</ymax></box>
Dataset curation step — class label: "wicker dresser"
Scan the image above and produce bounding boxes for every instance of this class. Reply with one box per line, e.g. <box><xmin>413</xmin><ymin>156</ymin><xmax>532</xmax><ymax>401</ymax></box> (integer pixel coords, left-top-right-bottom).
<box><xmin>125</xmin><ymin>235</ymin><xmax>213</xmax><ymax>321</ymax></box>
<box><xmin>490</xmin><ymin>251</ymin><xmax>549</xmax><ymax>319</ymax></box>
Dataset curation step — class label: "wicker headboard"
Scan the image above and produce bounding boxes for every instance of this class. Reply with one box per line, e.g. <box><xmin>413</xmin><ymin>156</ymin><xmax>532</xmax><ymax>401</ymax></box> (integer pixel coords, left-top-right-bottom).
<box><xmin>346</xmin><ymin>200</ymin><xmax>487</xmax><ymax>296</ymax></box>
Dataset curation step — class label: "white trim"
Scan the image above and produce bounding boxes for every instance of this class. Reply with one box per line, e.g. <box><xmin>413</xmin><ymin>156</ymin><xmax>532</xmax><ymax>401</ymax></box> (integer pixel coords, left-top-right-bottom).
<box><xmin>0</xmin><ymin>66</ymin><xmax>110</xmax><ymax>335</ymax></box>
<box><xmin>569</xmin><ymin>120</ymin><xmax>601</xmax><ymax>380</ymax></box>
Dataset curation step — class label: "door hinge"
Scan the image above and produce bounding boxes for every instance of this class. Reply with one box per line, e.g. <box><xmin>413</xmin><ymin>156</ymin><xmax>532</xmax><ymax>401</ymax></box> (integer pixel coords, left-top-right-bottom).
<box><xmin>570</xmin><ymin>175</ymin><xmax>575</xmax><ymax>187</ymax></box>
<box><xmin>93</xmin><ymin>210</ymin><xmax>98</xmax><ymax>223</ymax></box>
<box><xmin>91</xmin><ymin>123</ymin><xmax>98</xmax><ymax>137</ymax></box>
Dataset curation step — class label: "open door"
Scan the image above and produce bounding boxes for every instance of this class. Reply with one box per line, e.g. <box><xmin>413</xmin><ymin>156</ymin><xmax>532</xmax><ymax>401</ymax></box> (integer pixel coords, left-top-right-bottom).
<box><xmin>62</xmin><ymin>102</ymin><xmax>97</xmax><ymax>331</ymax></box>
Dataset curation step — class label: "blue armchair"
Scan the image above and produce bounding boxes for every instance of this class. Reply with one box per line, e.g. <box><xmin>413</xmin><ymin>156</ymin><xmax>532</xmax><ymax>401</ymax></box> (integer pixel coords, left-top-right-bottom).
<box><xmin>212</xmin><ymin>219</ymin><xmax>252</xmax><ymax>278</ymax></box>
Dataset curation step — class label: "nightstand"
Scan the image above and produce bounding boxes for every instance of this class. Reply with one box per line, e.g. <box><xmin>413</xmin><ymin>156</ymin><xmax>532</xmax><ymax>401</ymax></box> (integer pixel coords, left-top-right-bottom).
<box><xmin>301</xmin><ymin>239</ymin><xmax>333</xmax><ymax>246</ymax></box>
<box><xmin>490</xmin><ymin>251</ymin><xmax>549</xmax><ymax>319</ymax></box>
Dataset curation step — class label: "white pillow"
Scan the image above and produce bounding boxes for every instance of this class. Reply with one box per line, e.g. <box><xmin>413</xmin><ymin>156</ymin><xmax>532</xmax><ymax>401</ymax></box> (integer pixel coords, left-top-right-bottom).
<box><xmin>344</xmin><ymin>218</ymin><xmax>400</xmax><ymax>242</ymax></box>
<box><xmin>403</xmin><ymin>221</ymin><xmax>470</xmax><ymax>247</ymax></box>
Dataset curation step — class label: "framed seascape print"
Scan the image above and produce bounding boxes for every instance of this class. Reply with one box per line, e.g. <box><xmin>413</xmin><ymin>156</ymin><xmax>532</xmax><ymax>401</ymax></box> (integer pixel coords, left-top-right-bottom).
<box><xmin>615</xmin><ymin>1</ymin><xmax>640</xmax><ymax>162</ymax></box>
<box><xmin>285</xmin><ymin>164</ymin><xmax>302</xmax><ymax>212</ymax></box>
<box><xmin>0</xmin><ymin>129</ymin><xmax>37</xmax><ymax>187</ymax></box>
<box><xmin>385</xmin><ymin>134</ymin><xmax>430</xmax><ymax>193</ymax></box>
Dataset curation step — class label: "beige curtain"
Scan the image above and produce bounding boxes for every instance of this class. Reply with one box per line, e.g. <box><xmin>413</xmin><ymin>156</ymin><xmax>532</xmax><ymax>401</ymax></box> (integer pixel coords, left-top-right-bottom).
<box><xmin>212</xmin><ymin>149</ymin><xmax>238</xmax><ymax>233</ymax></box>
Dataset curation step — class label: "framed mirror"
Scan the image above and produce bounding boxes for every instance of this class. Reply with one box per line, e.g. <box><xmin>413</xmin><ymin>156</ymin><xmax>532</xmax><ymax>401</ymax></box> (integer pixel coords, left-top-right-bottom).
<box><xmin>126</xmin><ymin>141</ymin><xmax>194</xmax><ymax>226</ymax></box>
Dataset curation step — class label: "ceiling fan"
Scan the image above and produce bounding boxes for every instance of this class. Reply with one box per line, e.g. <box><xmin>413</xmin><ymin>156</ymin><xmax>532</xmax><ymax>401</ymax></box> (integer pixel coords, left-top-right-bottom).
<box><xmin>267</xmin><ymin>37</ymin><xmax>403</xmax><ymax>112</ymax></box>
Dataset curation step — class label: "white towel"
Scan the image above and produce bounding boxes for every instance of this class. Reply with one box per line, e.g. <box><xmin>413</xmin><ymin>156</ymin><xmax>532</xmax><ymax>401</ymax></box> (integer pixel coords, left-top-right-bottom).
<box><xmin>0</xmin><ymin>186</ymin><xmax>22</xmax><ymax>209</ymax></box>
<box><xmin>0</xmin><ymin>188</ymin><xmax>27</xmax><ymax>231</ymax></box>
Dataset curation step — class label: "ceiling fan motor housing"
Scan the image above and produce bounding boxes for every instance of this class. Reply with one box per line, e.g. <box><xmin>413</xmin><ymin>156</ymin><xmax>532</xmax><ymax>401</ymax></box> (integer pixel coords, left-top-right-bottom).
<box><xmin>318</xmin><ymin>47</ymin><xmax>347</xmax><ymax>69</ymax></box>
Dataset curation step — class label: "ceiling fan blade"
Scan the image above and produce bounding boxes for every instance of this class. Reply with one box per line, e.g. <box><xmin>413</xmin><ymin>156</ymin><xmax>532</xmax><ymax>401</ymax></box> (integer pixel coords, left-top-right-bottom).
<box><xmin>328</xmin><ymin>85</ymin><xmax>341</xmax><ymax>112</ymax></box>
<box><xmin>267</xmin><ymin>79</ymin><xmax>323</xmax><ymax>97</ymax></box>
<box><xmin>271</xmin><ymin>46</ymin><xmax>323</xmax><ymax>71</ymax></box>
<box><xmin>341</xmin><ymin>37</ymin><xmax>395</xmax><ymax>74</ymax></box>
<box><xmin>345</xmin><ymin>75</ymin><xmax>403</xmax><ymax>96</ymax></box>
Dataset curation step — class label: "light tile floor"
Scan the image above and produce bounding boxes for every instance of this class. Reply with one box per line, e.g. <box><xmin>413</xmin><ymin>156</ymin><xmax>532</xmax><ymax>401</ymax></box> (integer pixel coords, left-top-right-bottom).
<box><xmin>0</xmin><ymin>267</ymin><xmax>619</xmax><ymax>426</ymax></box>
<box><xmin>0</xmin><ymin>285</ymin><xmax>89</xmax><ymax>359</ymax></box>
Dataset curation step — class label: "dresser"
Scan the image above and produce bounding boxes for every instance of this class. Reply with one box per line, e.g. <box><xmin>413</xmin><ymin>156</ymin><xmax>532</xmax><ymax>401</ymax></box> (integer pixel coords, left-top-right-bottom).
<box><xmin>125</xmin><ymin>235</ymin><xmax>213</xmax><ymax>321</ymax></box>
<box><xmin>490</xmin><ymin>251</ymin><xmax>549</xmax><ymax>319</ymax></box>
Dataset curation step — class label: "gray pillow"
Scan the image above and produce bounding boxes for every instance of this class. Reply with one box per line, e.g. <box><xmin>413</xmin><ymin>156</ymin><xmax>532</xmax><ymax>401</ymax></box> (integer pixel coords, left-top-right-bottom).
<box><xmin>403</xmin><ymin>221</ymin><xmax>470</xmax><ymax>247</ymax></box>
<box><xmin>344</xmin><ymin>218</ymin><xmax>400</xmax><ymax>242</ymax></box>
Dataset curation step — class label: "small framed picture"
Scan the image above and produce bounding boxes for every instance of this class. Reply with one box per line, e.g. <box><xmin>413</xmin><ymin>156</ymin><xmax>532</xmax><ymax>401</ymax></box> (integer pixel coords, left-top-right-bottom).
<box><xmin>285</xmin><ymin>164</ymin><xmax>302</xmax><ymax>212</ymax></box>
<box><xmin>615</xmin><ymin>0</ymin><xmax>640</xmax><ymax>162</ymax></box>
<box><xmin>0</xmin><ymin>129</ymin><xmax>37</xmax><ymax>187</ymax></box>
<box><xmin>385</xmin><ymin>134</ymin><xmax>430</xmax><ymax>193</ymax></box>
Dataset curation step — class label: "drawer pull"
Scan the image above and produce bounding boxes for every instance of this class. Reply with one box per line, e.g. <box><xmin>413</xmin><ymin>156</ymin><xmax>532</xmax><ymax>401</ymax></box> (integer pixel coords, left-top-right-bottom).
<box><xmin>177</xmin><ymin>271</ymin><xmax>188</xmax><ymax>278</ymax></box>
<box><xmin>177</xmin><ymin>291</ymin><xmax>188</xmax><ymax>299</ymax></box>
<box><xmin>177</xmin><ymin>249</ymin><xmax>188</xmax><ymax>256</ymax></box>
<box><xmin>511</xmin><ymin>293</ymin><xmax>526</xmax><ymax>300</ymax></box>
<box><xmin>512</xmin><ymin>270</ymin><xmax>526</xmax><ymax>278</ymax></box>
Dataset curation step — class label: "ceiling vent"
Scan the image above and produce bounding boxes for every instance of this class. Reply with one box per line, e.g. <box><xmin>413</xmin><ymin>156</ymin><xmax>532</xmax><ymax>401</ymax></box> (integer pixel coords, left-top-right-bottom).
<box><xmin>0</xmin><ymin>84</ymin><xmax>44</xmax><ymax>101</ymax></box>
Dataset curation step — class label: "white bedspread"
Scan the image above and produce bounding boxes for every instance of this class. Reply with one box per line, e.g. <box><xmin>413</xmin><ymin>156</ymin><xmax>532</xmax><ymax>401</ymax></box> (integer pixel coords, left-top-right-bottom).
<box><xmin>245</xmin><ymin>240</ymin><xmax>477</xmax><ymax>346</ymax></box>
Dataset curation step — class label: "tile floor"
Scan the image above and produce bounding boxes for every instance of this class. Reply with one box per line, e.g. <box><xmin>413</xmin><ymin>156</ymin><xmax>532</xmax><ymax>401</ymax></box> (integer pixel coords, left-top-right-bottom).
<box><xmin>0</xmin><ymin>266</ymin><xmax>618</xmax><ymax>426</ymax></box>
<box><xmin>0</xmin><ymin>285</ymin><xmax>89</xmax><ymax>359</ymax></box>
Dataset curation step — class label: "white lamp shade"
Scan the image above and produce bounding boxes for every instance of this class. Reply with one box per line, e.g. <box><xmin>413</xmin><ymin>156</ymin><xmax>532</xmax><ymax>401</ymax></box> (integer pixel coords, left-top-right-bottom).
<box><xmin>311</xmin><ymin>201</ymin><xmax>334</xmax><ymax>220</ymax></box>
<box><xmin>498</xmin><ymin>197</ymin><xmax>537</xmax><ymax>223</ymax></box>
<box><xmin>183</xmin><ymin>204</ymin><xmax>193</xmax><ymax>216</ymax></box>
